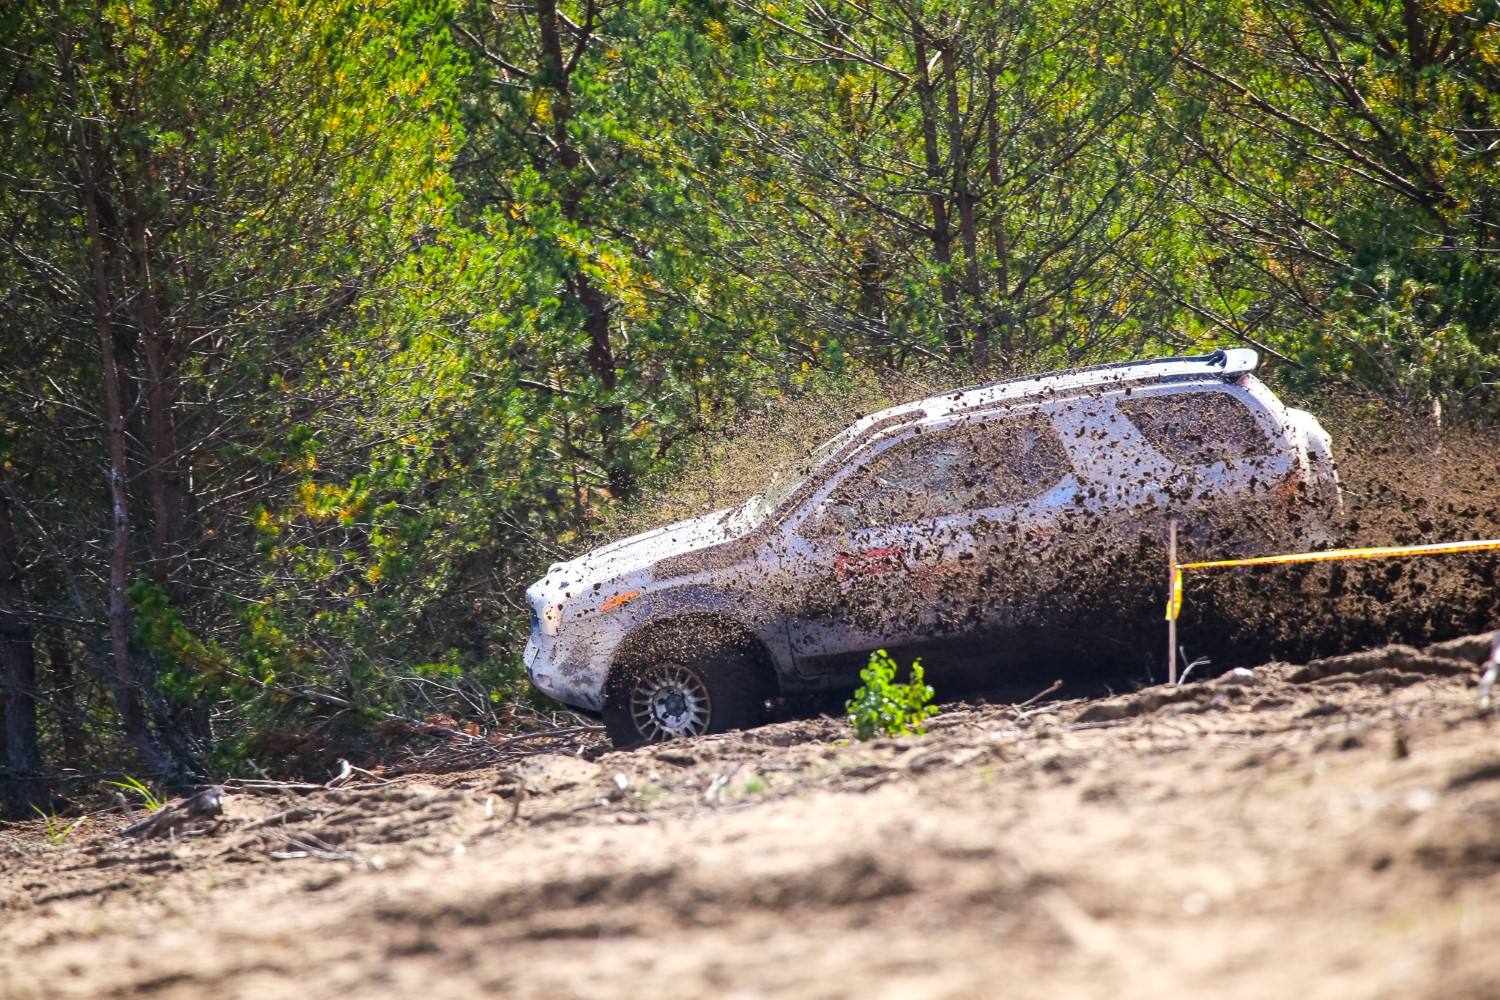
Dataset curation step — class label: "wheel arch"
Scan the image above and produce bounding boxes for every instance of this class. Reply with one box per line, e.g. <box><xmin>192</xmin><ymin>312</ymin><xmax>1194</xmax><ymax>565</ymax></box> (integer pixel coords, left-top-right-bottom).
<box><xmin>605</xmin><ymin>611</ymin><xmax>779</xmax><ymax>706</ymax></box>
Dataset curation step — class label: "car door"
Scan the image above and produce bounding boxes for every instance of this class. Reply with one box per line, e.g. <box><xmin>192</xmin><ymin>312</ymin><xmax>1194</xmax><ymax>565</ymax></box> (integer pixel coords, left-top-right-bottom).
<box><xmin>781</xmin><ymin>409</ymin><xmax>1078</xmax><ymax>676</ymax></box>
<box><xmin>780</xmin><ymin>423</ymin><xmax>976</xmax><ymax>672</ymax></box>
<box><xmin>957</xmin><ymin>407</ymin><xmax>1082</xmax><ymax>634</ymax></box>
<box><xmin>1047</xmin><ymin>391</ymin><xmax>1174</xmax><ymax>553</ymax></box>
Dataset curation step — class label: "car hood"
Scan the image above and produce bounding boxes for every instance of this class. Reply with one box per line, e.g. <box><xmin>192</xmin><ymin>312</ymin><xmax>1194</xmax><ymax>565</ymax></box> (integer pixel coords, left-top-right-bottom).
<box><xmin>529</xmin><ymin>501</ymin><xmax>758</xmax><ymax>603</ymax></box>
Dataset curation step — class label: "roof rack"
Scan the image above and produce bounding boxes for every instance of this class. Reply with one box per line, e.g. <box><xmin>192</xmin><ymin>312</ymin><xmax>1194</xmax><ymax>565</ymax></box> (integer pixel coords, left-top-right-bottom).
<box><xmin>955</xmin><ymin>348</ymin><xmax>1258</xmax><ymax>397</ymax></box>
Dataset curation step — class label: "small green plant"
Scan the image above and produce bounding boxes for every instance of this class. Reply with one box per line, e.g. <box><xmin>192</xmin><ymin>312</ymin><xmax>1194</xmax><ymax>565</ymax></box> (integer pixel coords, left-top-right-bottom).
<box><xmin>846</xmin><ymin>649</ymin><xmax>938</xmax><ymax>741</ymax></box>
<box><xmin>108</xmin><ymin>775</ymin><xmax>164</xmax><ymax>812</ymax></box>
<box><xmin>32</xmin><ymin>806</ymin><xmax>88</xmax><ymax>846</ymax></box>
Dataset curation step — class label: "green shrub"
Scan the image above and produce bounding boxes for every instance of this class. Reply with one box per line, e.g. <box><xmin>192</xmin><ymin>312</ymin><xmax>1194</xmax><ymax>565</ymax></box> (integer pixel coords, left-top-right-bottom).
<box><xmin>846</xmin><ymin>649</ymin><xmax>938</xmax><ymax>741</ymax></box>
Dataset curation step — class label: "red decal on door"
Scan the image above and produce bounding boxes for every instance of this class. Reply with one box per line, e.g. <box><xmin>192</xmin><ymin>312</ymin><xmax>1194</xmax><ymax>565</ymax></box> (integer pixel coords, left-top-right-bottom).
<box><xmin>836</xmin><ymin>545</ymin><xmax>904</xmax><ymax>581</ymax></box>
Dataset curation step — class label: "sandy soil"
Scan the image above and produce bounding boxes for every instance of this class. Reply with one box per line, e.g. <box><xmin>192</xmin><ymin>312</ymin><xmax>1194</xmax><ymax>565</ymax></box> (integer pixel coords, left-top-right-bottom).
<box><xmin>5</xmin><ymin>636</ymin><xmax>1500</xmax><ymax>999</ymax></box>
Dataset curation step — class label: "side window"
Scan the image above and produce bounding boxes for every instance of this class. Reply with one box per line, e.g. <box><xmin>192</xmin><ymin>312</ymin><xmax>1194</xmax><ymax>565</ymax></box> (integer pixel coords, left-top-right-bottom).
<box><xmin>810</xmin><ymin>433</ymin><xmax>959</xmax><ymax>533</ymax></box>
<box><xmin>1117</xmin><ymin>390</ymin><xmax>1273</xmax><ymax>466</ymax></box>
<box><xmin>969</xmin><ymin>413</ymin><xmax>1074</xmax><ymax>508</ymax></box>
<box><xmin>804</xmin><ymin>413</ymin><xmax>1072</xmax><ymax>535</ymax></box>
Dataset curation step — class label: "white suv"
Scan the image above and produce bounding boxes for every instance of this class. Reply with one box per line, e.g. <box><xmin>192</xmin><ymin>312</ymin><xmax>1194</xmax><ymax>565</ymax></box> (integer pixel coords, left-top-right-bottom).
<box><xmin>524</xmin><ymin>350</ymin><xmax>1340</xmax><ymax>745</ymax></box>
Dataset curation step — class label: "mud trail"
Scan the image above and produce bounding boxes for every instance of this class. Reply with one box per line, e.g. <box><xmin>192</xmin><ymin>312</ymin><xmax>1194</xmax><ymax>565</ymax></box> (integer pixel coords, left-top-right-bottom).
<box><xmin>6</xmin><ymin>632</ymin><xmax>1500</xmax><ymax>999</ymax></box>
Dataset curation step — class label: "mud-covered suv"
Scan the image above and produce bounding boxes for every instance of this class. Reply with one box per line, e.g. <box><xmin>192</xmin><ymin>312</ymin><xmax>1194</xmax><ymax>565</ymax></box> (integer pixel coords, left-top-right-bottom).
<box><xmin>525</xmin><ymin>349</ymin><xmax>1341</xmax><ymax>745</ymax></box>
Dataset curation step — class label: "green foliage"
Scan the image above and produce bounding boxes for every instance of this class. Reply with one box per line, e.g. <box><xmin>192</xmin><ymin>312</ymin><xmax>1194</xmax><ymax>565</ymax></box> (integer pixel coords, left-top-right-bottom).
<box><xmin>3</xmin><ymin>0</ymin><xmax>1499</xmax><ymax>783</ymax></box>
<box><xmin>1158</xmin><ymin>0</ymin><xmax>1500</xmax><ymax>409</ymax></box>
<box><xmin>108</xmin><ymin>777</ymin><xmax>164</xmax><ymax>813</ymax></box>
<box><xmin>720</xmin><ymin>0</ymin><xmax>1188</xmax><ymax>371</ymax></box>
<box><xmin>31</xmin><ymin>807</ymin><xmax>88</xmax><ymax>846</ymax></box>
<box><xmin>846</xmin><ymin>650</ymin><xmax>938</xmax><ymax>742</ymax></box>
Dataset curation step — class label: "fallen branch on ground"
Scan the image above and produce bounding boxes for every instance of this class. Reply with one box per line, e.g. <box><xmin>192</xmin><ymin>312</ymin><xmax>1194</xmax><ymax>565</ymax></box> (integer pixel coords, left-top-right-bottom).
<box><xmin>1014</xmin><ymin>680</ymin><xmax>1064</xmax><ymax>711</ymax></box>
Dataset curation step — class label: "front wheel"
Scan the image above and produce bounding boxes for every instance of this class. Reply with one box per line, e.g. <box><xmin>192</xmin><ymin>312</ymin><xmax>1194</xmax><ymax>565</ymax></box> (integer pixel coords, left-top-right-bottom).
<box><xmin>603</xmin><ymin>649</ymin><xmax>765</xmax><ymax>748</ymax></box>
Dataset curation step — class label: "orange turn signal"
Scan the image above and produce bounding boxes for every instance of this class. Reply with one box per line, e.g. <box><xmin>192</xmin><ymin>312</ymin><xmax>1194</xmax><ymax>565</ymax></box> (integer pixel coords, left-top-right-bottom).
<box><xmin>600</xmin><ymin>590</ymin><xmax>641</xmax><ymax>613</ymax></box>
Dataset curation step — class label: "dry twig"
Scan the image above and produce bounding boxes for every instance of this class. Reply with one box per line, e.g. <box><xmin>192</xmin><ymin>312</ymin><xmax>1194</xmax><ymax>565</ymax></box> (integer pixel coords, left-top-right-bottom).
<box><xmin>241</xmin><ymin>805</ymin><xmax>327</xmax><ymax>832</ymax></box>
<box><xmin>264</xmin><ymin>829</ymin><xmax>354</xmax><ymax>862</ymax></box>
<box><xmin>1014</xmin><ymin>680</ymin><xmax>1064</xmax><ymax>711</ymax></box>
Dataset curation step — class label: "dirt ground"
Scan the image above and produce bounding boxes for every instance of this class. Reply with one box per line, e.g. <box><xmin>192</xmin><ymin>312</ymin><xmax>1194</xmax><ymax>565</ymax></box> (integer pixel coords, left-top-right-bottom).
<box><xmin>5</xmin><ymin>635</ymin><xmax>1500</xmax><ymax>999</ymax></box>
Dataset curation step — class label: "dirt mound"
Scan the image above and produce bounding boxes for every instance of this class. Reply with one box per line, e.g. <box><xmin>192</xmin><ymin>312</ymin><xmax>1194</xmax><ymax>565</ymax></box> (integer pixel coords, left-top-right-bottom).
<box><xmin>4</xmin><ymin>633</ymin><xmax>1500</xmax><ymax>999</ymax></box>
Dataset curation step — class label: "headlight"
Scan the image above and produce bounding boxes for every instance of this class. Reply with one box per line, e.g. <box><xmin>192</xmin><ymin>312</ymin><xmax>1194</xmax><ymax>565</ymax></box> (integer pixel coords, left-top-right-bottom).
<box><xmin>540</xmin><ymin>604</ymin><xmax>563</xmax><ymax>637</ymax></box>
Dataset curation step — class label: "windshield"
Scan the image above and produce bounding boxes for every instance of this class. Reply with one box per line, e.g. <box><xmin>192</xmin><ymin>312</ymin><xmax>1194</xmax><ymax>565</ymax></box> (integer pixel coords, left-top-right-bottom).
<box><xmin>749</xmin><ymin>425</ymin><xmax>860</xmax><ymax>524</ymax></box>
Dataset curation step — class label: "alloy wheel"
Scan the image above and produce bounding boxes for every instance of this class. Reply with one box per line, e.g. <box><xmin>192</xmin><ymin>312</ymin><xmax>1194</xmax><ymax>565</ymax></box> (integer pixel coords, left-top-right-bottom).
<box><xmin>629</xmin><ymin>662</ymin><xmax>712</xmax><ymax>741</ymax></box>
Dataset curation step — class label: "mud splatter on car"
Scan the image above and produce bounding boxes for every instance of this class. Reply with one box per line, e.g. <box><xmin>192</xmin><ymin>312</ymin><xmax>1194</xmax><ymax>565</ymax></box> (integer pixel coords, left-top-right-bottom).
<box><xmin>525</xmin><ymin>350</ymin><xmax>1342</xmax><ymax>746</ymax></box>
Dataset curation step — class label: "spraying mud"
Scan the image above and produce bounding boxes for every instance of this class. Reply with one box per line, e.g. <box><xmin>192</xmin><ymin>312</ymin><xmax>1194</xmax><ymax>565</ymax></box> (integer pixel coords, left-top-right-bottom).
<box><xmin>612</xmin><ymin>379</ymin><xmax>1500</xmax><ymax>700</ymax></box>
<box><xmin>1189</xmin><ymin>409</ymin><xmax>1500</xmax><ymax>666</ymax></box>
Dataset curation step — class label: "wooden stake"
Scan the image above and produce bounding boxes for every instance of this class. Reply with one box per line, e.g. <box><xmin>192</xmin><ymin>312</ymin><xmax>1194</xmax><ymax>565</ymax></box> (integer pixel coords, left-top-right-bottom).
<box><xmin>1167</xmin><ymin>519</ymin><xmax>1178</xmax><ymax>685</ymax></box>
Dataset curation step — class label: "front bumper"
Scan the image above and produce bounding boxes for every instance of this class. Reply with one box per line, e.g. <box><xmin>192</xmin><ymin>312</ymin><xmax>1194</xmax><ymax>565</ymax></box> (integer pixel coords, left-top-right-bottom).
<box><xmin>524</xmin><ymin>631</ymin><xmax>607</xmax><ymax>712</ymax></box>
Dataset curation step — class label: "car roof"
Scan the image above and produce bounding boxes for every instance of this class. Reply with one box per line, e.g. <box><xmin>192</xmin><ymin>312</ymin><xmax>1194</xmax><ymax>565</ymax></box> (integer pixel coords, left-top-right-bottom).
<box><xmin>846</xmin><ymin>348</ymin><xmax>1259</xmax><ymax>438</ymax></box>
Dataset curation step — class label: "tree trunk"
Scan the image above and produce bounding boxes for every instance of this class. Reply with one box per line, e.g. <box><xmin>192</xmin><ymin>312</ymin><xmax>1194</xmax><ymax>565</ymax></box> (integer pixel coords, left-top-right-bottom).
<box><xmin>986</xmin><ymin>58</ymin><xmax>1014</xmax><ymax>365</ymax></box>
<box><xmin>536</xmin><ymin>0</ymin><xmax>579</xmax><ymax>170</ymax></box>
<box><xmin>1401</xmin><ymin>0</ymin><xmax>1432</xmax><ymax>70</ymax></box>
<box><xmin>75</xmin><ymin>112</ymin><xmax>166</xmax><ymax>775</ymax></box>
<box><xmin>0</xmin><ymin>630</ymin><xmax>40</xmax><ymax>810</ymax></box>
<box><xmin>576</xmin><ymin>273</ymin><xmax>632</xmax><ymax>501</ymax></box>
<box><xmin>46</xmin><ymin>633</ymin><xmax>87</xmax><ymax>765</ymax></box>
<box><xmin>913</xmin><ymin>25</ymin><xmax>960</xmax><ymax>354</ymax></box>
<box><xmin>942</xmin><ymin>37</ymin><xmax>986</xmax><ymax>373</ymax></box>
<box><xmin>536</xmin><ymin>0</ymin><xmax>631</xmax><ymax>500</ymax></box>
<box><xmin>0</xmin><ymin>464</ymin><xmax>42</xmax><ymax>811</ymax></box>
<box><xmin>125</xmin><ymin>186</ymin><xmax>187</xmax><ymax>595</ymax></box>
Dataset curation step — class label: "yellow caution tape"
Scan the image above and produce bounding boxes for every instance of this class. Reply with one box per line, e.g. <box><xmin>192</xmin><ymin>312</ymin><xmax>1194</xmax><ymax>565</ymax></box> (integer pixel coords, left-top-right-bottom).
<box><xmin>1167</xmin><ymin>537</ymin><xmax>1500</xmax><ymax>621</ymax></box>
<box><xmin>1166</xmin><ymin>567</ymin><xmax>1184</xmax><ymax>622</ymax></box>
<box><xmin>1179</xmin><ymin>537</ymin><xmax>1500</xmax><ymax>571</ymax></box>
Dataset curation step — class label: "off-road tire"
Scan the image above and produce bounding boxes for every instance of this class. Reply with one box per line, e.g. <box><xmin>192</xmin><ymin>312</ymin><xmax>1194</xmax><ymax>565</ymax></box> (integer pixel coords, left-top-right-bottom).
<box><xmin>603</xmin><ymin>647</ymin><xmax>765</xmax><ymax>748</ymax></box>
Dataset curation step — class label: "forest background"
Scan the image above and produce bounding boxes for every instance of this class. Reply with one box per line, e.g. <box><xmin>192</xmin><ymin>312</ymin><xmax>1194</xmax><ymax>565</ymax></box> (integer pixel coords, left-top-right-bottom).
<box><xmin>2</xmin><ymin>0</ymin><xmax>1498</xmax><ymax>808</ymax></box>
